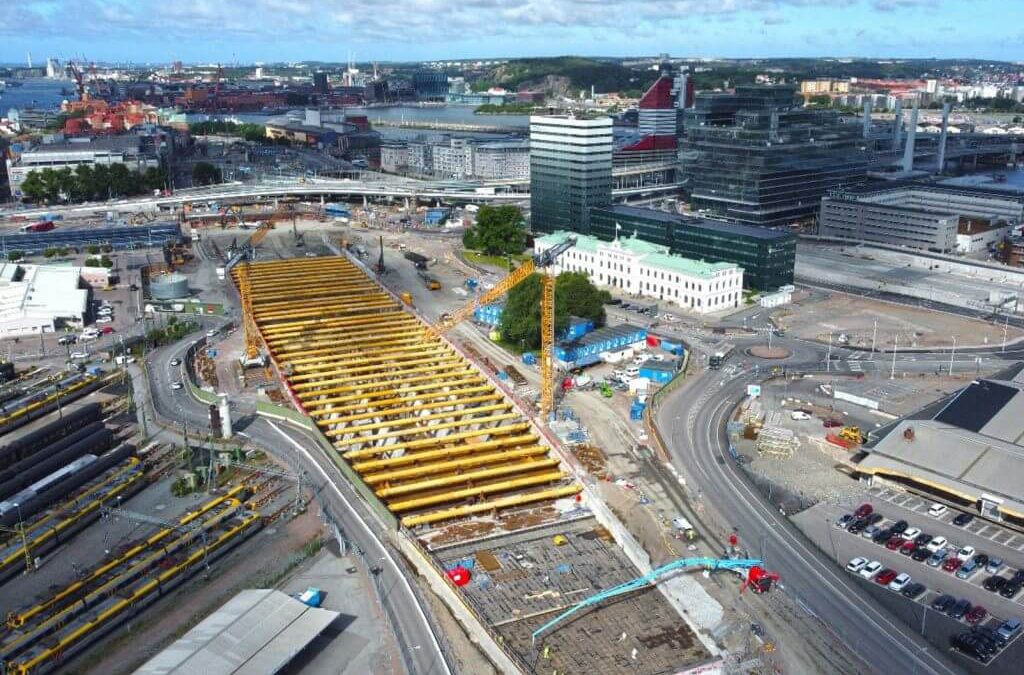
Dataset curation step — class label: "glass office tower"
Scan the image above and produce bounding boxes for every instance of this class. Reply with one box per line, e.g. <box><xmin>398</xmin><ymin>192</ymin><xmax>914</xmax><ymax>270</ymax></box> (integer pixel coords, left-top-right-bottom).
<box><xmin>529</xmin><ymin>115</ymin><xmax>613</xmax><ymax>234</ymax></box>
<box><xmin>684</xmin><ymin>85</ymin><xmax>869</xmax><ymax>227</ymax></box>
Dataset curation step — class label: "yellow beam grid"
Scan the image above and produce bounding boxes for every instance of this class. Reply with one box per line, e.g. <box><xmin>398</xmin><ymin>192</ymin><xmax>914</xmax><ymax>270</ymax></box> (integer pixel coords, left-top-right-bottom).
<box><xmin>239</xmin><ymin>256</ymin><xmax>580</xmax><ymax>527</ymax></box>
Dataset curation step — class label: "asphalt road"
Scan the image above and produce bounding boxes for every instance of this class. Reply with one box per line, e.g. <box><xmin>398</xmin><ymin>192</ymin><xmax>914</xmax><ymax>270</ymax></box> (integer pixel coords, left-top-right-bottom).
<box><xmin>138</xmin><ymin>324</ymin><xmax>453</xmax><ymax>675</ymax></box>
<box><xmin>657</xmin><ymin>366</ymin><xmax>966</xmax><ymax>675</ymax></box>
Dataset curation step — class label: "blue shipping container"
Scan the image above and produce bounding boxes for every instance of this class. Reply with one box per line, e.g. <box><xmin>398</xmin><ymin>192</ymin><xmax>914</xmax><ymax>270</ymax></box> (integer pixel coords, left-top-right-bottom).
<box><xmin>473</xmin><ymin>303</ymin><xmax>503</xmax><ymax>326</ymax></box>
<box><xmin>640</xmin><ymin>363</ymin><xmax>676</xmax><ymax>384</ymax></box>
<box><xmin>522</xmin><ymin>352</ymin><xmax>537</xmax><ymax>366</ymax></box>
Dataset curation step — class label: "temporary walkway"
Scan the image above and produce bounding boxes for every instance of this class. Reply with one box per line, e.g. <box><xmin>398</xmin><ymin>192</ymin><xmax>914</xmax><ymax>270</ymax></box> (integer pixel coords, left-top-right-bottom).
<box><xmin>238</xmin><ymin>256</ymin><xmax>580</xmax><ymax>528</ymax></box>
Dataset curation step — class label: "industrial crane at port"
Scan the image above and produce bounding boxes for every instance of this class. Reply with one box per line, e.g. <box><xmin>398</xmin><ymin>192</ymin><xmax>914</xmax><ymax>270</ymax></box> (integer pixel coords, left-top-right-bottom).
<box><xmin>426</xmin><ymin>236</ymin><xmax>576</xmax><ymax>419</ymax></box>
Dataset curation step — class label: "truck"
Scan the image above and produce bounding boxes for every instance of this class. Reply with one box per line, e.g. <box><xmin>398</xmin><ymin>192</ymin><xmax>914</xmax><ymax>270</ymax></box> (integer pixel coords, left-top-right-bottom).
<box><xmin>404</xmin><ymin>251</ymin><xmax>428</xmax><ymax>270</ymax></box>
<box><xmin>709</xmin><ymin>346</ymin><xmax>733</xmax><ymax>370</ymax></box>
<box><xmin>215</xmin><ymin>267</ymin><xmax>226</xmax><ymax>281</ymax></box>
<box><xmin>418</xmin><ymin>272</ymin><xmax>441</xmax><ymax>290</ymax></box>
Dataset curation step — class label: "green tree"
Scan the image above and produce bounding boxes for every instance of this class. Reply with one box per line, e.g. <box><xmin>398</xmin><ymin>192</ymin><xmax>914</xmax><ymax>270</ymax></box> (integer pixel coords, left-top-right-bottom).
<box><xmin>43</xmin><ymin>248</ymin><xmax>58</xmax><ymax>259</ymax></box>
<box><xmin>463</xmin><ymin>205</ymin><xmax>526</xmax><ymax>256</ymax></box>
<box><xmin>192</xmin><ymin>162</ymin><xmax>222</xmax><ymax>186</ymax></box>
<box><xmin>498</xmin><ymin>271</ymin><xmax>607</xmax><ymax>350</ymax></box>
<box><xmin>86</xmin><ymin>245</ymin><xmax>101</xmax><ymax>255</ymax></box>
<box><xmin>19</xmin><ymin>171</ymin><xmax>47</xmax><ymax>202</ymax></box>
<box><xmin>7</xmin><ymin>251</ymin><xmax>23</xmax><ymax>262</ymax></box>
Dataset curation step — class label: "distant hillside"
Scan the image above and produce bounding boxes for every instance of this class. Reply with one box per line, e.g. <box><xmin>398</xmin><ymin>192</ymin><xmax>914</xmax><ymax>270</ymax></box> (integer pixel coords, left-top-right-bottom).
<box><xmin>472</xmin><ymin>57</ymin><xmax>659</xmax><ymax>98</ymax></box>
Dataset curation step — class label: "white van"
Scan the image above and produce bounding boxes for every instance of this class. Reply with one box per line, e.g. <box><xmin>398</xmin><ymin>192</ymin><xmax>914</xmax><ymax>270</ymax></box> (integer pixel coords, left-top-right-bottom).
<box><xmin>928</xmin><ymin>503</ymin><xmax>948</xmax><ymax>518</ymax></box>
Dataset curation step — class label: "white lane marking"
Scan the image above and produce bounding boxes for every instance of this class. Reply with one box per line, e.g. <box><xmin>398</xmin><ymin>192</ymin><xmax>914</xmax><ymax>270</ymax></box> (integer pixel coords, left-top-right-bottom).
<box><xmin>265</xmin><ymin>420</ymin><xmax>452</xmax><ymax>675</ymax></box>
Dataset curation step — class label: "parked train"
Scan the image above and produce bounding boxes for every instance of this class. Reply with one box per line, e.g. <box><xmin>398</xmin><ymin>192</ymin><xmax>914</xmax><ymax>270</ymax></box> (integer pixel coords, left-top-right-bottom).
<box><xmin>0</xmin><ymin>424</ymin><xmax>113</xmax><ymax>500</ymax></box>
<box><xmin>0</xmin><ymin>403</ymin><xmax>102</xmax><ymax>466</ymax></box>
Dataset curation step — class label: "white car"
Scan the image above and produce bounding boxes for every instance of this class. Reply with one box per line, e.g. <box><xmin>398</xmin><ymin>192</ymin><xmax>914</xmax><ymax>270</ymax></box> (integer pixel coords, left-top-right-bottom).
<box><xmin>888</xmin><ymin>572</ymin><xmax>912</xmax><ymax>593</ymax></box>
<box><xmin>928</xmin><ymin>503</ymin><xmax>948</xmax><ymax>518</ymax></box>
<box><xmin>859</xmin><ymin>560</ymin><xmax>883</xmax><ymax>580</ymax></box>
<box><xmin>69</xmin><ymin>351</ymin><xmax>89</xmax><ymax>360</ymax></box>
<box><xmin>96</xmin><ymin>316</ymin><xmax>113</xmax><ymax>324</ymax></box>
<box><xmin>170</xmin><ymin>381</ymin><xmax>184</xmax><ymax>390</ymax></box>
<box><xmin>925</xmin><ymin>536</ymin><xmax>948</xmax><ymax>553</ymax></box>
<box><xmin>79</xmin><ymin>332</ymin><xmax>99</xmax><ymax>342</ymax></box>
<box><xmin>957</xmin><ymin>545</ymin><xmax>976</xmax><ymax>562</ymax></box>
<box><xmin>206</xmin><ymin>329</ymin><xmax>219</xmax><ymax>338</ymax></box>
<box><xmin>846</xmin><ymin>556</ymin><xmax>868</xmax><ymax>573</ymax></box>
<box><xmin>790</xmin><ymin>411</ymin><xmax>812</xmax><ymax>421</ymax></box>
<box><xmin>903</xmin><ymin>526</ymin><xmax>922</xmax><ymax>540</ymax></box>
<box><xmin>651</xmin><ymin>354</ymin><xmax>666</xmax><ymax>362</ymax></box>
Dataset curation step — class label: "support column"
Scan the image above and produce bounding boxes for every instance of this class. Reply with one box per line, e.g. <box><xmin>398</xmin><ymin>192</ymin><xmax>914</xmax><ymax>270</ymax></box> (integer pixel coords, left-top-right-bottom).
<box><xmin>892</xmin><ymin>99</ymin><xmax>903</xmax><ymax>152</ymax></box>
<box><xmin>936</xmin><ymin>103</ymin><xmax>951</xmax><ymax>173</ymax></box>
<box><xmin>901</xmin><ymin>101</ymin><xmax>919</xmax><ymax>173</ymax></box>
<box><xmin>862</xmin><ymin>100</ymin><xmax>873</xmax><ymax>139</ymax></box>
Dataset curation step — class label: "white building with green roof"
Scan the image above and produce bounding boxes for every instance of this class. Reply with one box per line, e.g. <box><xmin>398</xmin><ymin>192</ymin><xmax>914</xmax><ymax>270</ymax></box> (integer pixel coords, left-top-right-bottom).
<box><xmin>535</xmin><ymin>230</ymin><xmax>743</xmax><ymax>314</ymax></box>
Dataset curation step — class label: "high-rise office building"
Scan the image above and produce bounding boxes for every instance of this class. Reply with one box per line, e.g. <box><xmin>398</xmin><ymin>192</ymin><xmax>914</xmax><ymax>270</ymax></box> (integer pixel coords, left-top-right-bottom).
<box><xmin>412</xmin><ymin>71</ymin><xmax>448</xmax><ymax>100</ymax></box>
<box><xmin>529</xmin><ymin>115</ymin><xmax>613</xmax><ymax>234</ymax></box>
<box><xmin>684</xmin><ymin>84</ymin><xmax>869</xmax><ymax>227</ymax></box>
<box><xmin>617</xmin><ymin>75</ymin><xmax>678</xmax><ymax>165</ymax></box>
<box><xmin>313</xmin><ymin>71</ymin><xmax>330</xmax><ymax>95</ymax></box>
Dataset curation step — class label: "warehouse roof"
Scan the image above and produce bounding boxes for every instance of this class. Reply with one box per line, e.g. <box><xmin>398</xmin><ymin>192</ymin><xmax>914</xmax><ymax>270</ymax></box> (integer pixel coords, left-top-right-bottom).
<box><xmin>572</xmin><ymin>323</ymin><xmax>646</xmax><ymax>347</ymax></box>
<box><xmin>859</xmin><ymin>377</ymin><xmax>1024</xmax><ymax>519</ymax></box>
<box><xmin>134</xmin><ymin>589</ymin><xmax>339</xmax><ymax>675</ymax></box>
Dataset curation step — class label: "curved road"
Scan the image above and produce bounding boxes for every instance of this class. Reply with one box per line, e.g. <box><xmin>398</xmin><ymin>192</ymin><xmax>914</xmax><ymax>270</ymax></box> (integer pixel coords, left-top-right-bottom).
<box><xmin>138</xmin><ymin>330</ymin><xmax>453</xmax><ymax>675</ymax></box>
<box><xmin>651</xmin><ymin>331</ymin><xmax>1024</xmax><ymax>675</ymax></box>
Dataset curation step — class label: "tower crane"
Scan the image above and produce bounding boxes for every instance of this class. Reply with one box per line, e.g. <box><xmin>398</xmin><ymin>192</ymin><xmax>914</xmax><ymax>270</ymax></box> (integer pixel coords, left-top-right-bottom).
<box><xmin>425</xmin><ymin>236</ymin><xmax>576</xmax><ymax>419</ymax></box>
<box><xmin>66</xmin><ymin>61</ymin><xmax>87</xmax><ymax>101</ymax></box>
<box><xmin>226</xmin><ymin>222</ymin><xmax>274</xmax><ymax>365</ymax></box>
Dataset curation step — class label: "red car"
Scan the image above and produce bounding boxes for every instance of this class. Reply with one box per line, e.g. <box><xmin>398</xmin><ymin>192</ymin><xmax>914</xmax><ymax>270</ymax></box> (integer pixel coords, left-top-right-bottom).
<box><xmin>823</xmin><ymin>418</ymin><xmax>842</xmax><ymax>428</ymax></box>
<box><xmin>943</xmin><ymin>558</ymin><xmax>963</xmax><ymax>573</ymax></box>
<box><xmin>100</xmin><ymin>326</ymin><xmax>115</xmax><ymax>335</ymax></box>
<box><xmin>886</xmin><ymin>537</ymin><xmax>906</xmax><ymax>551</ymax></box>
<box><xmin>875</xmin><ymin>569</ymin><xmax>898</xmax><ymax>586</ymax></box>
<box><xmin>900</xmin><ymin>540</ymin><xmax>917</xmax><ymax>556</ymax></box>
<box><xmin>965</xmin><ymin>605</ymin><xmax>987</xmax><ymax>626</ymax></box>
<box><xmin>854</xmin><ymin>503</ymin><xmax>874</xmax><ymax>518</ymax></box>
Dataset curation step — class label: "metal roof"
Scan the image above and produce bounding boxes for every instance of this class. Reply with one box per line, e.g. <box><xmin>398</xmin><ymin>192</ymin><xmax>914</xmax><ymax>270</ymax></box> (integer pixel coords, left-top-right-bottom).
<box><xmin>594</xmin><ymin>205</ymin><xmax>794</xmax><ymax>241</ymax></box>
<box><xmin>134</xmin><ymin>589</ymin><xmax>339</xmax><ymax>675</ymax></box>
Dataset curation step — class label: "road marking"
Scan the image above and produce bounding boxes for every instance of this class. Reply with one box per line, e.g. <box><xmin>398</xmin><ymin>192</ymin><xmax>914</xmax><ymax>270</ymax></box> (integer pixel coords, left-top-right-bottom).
<box><xmin>977</xmin><ymin>525</ymin><xmax>992</xmax><ymax>537</ymax></box>
<box><xmin>265</xmin><ymin>420</ymin><xmax>453</xmax><ymax>675</ymax></box>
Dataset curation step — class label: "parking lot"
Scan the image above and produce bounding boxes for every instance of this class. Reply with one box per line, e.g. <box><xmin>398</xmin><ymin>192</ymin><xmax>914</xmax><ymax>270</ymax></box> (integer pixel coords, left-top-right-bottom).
<box><xmin>795</xmin><ymin>496</ymin><xmax>1024</xmax><ymax>669</ymax></box>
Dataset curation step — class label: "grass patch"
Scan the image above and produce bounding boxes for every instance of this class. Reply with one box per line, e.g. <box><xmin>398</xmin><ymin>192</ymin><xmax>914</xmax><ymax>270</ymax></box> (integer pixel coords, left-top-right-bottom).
<box><xmin>462</xmin><ymin>251</ymin><xmax>530</xmax><ymax>271</ymax></box>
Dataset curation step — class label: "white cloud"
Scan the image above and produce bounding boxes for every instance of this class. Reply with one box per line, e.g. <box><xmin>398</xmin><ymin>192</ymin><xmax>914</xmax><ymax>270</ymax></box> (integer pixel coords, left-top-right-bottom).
<box><xmin>1</xmin><ymin>0</ymin><xmax>943</xmax><ymax>46</ymax></box>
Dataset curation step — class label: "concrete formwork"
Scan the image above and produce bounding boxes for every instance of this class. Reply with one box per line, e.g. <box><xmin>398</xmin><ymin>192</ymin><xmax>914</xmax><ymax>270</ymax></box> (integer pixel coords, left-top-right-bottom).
<box><xmin>237</xmin><ymin>256</ymin><xmax>580</xmax><ymax>528</ymax></box>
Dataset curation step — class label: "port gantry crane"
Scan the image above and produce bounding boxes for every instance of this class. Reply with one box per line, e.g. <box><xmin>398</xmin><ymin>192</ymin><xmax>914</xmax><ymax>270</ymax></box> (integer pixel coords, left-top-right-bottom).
<box><xmin>425</xmin><ymin>236</ymin><xmax>576</xmax><ymax>419</ymax></box>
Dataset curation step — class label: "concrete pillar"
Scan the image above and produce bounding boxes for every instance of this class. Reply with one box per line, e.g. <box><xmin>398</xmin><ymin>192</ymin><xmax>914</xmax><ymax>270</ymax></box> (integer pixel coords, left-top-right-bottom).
<box><xmin>893</xmin><ymin>99</ymin><xmax>903</xmax><ymax>152</ymax></box>
<box><xmin>936</xmin><ymin>103</ymin><xmax>951</xmax><ymax>173</ymax></box>
<box><xmin>901</xmin><ymin>101</ymin><xmax>920</xmax><ymax>173</ymax></box>
<box><xmin>218</xmin><ymin>393</ymin><xmax>232</xmax><ymax>439</ymax></box>
<box><xmin>862</xmin><ymin>100</ymin><xmax>873</xmax><ymax>139</ymax></box>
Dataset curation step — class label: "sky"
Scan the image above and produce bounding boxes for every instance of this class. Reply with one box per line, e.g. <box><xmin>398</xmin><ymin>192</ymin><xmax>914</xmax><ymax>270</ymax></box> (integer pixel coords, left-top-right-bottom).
<box><xmin>1</xmin><ymin>0</ymin><xmax>1021</xmax><ymax>65</ymax></box>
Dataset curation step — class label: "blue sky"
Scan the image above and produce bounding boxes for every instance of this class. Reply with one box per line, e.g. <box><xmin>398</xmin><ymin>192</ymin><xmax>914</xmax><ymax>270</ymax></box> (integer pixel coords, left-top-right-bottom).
<box><xmin>1</xmin><ymin>0</ymin><xmax>1020</xmax><ymax>65</ymax></box>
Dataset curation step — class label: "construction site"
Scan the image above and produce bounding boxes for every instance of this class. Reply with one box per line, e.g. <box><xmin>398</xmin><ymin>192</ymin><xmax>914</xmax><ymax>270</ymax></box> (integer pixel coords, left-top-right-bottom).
<box><xmin>228</xmin><ymin>242</ymin><xmax>778</xmax><ymax>674</ymax></box>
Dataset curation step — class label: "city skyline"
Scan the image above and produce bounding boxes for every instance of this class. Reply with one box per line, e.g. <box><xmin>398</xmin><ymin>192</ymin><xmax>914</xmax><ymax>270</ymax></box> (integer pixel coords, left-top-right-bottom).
<box><xmin>2</xmin><ymin>0</ymin><xmax>1021</xmax><ymax>65</ymax></box>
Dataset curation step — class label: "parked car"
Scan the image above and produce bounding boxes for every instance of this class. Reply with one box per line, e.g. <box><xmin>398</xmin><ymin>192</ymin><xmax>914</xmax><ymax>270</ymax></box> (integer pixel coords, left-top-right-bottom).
<box><xmin>913</xmin><ymin>532</ymin><xmax>931</xmax><ymax>546</ymax></box>
<box><xmin>983</xmin><ymin>575</ymin><xmax>1007</xmax><ymax>593</ymax></box>
<box><xmin>100</xmin><ymin>326</ymin><xmax>114</xmax><ymax>335</ymax></box>
<box><xmin>69</xmin><ymin>351</ymin><xmax>89</xmax><ymax>360</ymax></box>
<box><xmin>846</xmin><ymin>557</ymin><xmax>869</xmax><ymax>573</ymax></box>
<box><xmin>899</xmin><ymin>540</ymin><xmax>917</xmax><ymax>556</ymax></box>
<box><xmin>927</xmin><ymin>549</ymin><xmax>949</xmax><ymax>567</ymax></box>
<box><xmin>862</xmin><ymin>525</ymin><xmax>881</xmax><ymax>540</ymax></box>
<box><xmin>943</xmin><ymin>558</ymin><xmax>963</xmax><ymax>573</ymax></box>
<box><xmin>974</xmin><ymin>553</ymin><xmax>990</xmax><ymax>568</ymax></box>
<box><xmin>956</xmin><ymin>559</ymin><xmax>980</xmax><ymax>580</ymax></box>
<box><xmin>888</xmin><ymin>572</ymin><xmax>912</xmax><ymax>593</ymax></box>
<box><xmin>890</xmin><ymin>520</ymin><xmax>909</xmax><ymax>534</ymax></box>
<box><xmin>790</xmin><ymin>411</ymin><xmax>811</xmax><ymax>421</ymax></box>
<box><xmin>957</xmin><ymin>546</ymin><xmax>976</xmax><ymax>562</ymax></box>
<box><xmin>953</xmin><ymin>513</ymin><xmax>975</xmax><ymax>527</ymax></box>
<box><xmin>903</xmin><ymin>527</ymin><xmax>922</xmax><ymax>541</ymax></box>
<box><xmin>931</xmin><ymin>594</ymin><xmax>956</xmax><ymax>612</ymax></box>
<box><xmin>170</xmin><ymin>358</ymin><xmax>181</xmax><ymax>367</ymax></box>
<box><xmin>854</xmin><ymin>503</ymin><xmax>873</xmax><ymax>518</ymax></box>
<box><xmin>96</xmin><ymin>316</ymin><xmax>113</xmax><ymax>324</ymax></box>
<box><xmin>873</xmin><ymin>529</ymin><xmax>895</xmax><ymax>545</ymax></box>
<box><xmin>986</xmin><ymin>557</ymin><xmax>1004</xmax><ymax>574</ymax></box>
<box><xmin>996</xmin><ymin>618</ymin><xmax>1022</xmax><ymax>644</ymax></box>
<box><xmin>951</xmin><ymin>633</ymin><xmax>991</xmax><ymax>663</ymax></box>
<box><xmin>966</xmin><ymin>606</ymin><xmax>988</xmax><ymax>626</ymax></box>
<box><xmin>886</xmin><ymin>537</ymin><xmax>906</xmax><ymax>551</ymax></box>
<box><xmin>859</xmin><ymin>560</ymin><xmax>883</xmax><ymax>580</ymax></box>
<box><xmin>1012</xmin><ymin>570</ymin><xmax>1024</xmax><ymax>585</ymax></box>
<box><xmin>170</xmin><ymin>381</ymin><xmax>184</xmax><ymax>391</ymax></box>
<box><xmin>949</xmin><ymin>599</ymin><xmax>972</xmax><ymax>620</ymax></box>
<box><xmin>57</xmin><ymin>335</ymin><xmax>77</xmax><ymax>345</ymax></box>
<box><xmin>875</xmin><ymin>569</ymin><xmax>898</xmax><ymax>586</ymax></box>
<box><xmin>901</xmin><ymin>582</ymin><xmax>927</xmax><ymax>599</ymax></box>
<box><xmin>928</xmin><ymin>503</ymin><xmax>949</xmax><ymax>518</ymax></box>
<box><xmin>206</xmin><ymin>328</ymin><xmax>219</xmax><ymax>338</ymax></box>
<box><xmin>999</xmin><ymin>581</ymin><xmax>1021</xmax><ymax>599</ymax></box>
<box><xmin>911</xmin><ymin>547</ymin><xmax>932</xmax><ymax>562</ymax></box>
<box><xmin>848</xmin><ymin>519</ymin><xmax>869</xmax><ymax>535</ymax></box>
<box><xmin>925</xmin><ymin>536</ymin><xmax>948</xmax><ymax>553</ymax></box>
<box><xmin>867</xmin><ymin>513</ymin><xmax>884</xmax><ymax>525</ymax></box>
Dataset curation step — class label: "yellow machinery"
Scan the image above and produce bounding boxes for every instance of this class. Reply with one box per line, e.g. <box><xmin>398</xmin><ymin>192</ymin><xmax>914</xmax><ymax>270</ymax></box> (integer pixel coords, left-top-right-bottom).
<box><xmin>425</xmin><ymin>237</ymin><xmax>576</xmax><ymax>419</ymax></box>
<box><xmin>838</xmin><ymin>426</ymin><xmax>864</xmax><ymax>445</ymax></box>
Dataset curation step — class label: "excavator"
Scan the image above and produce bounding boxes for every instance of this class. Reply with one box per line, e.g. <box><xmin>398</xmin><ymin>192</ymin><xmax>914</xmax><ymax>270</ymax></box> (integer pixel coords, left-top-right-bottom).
<box><xmin>425</xmin><ymin>237</ymin><xmax>576</xmax><ymax>419</ymax></box>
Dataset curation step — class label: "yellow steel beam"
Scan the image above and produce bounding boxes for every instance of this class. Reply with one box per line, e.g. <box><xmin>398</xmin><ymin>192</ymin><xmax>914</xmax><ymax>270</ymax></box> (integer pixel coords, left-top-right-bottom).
<box><xmin>399</xmin><ymin>485</ymin><xmax>582</xmax><ymax>527</ymax></box>
<box><xmin>307</xmin><ymin>385</ymin><xmax>496</xmax><ymax>418</ymax></box>
<box><xmin>376</xmin><ymin>459</ymin><xmax>560</xmax><ymax>498</ymax></box>
<box><xmin>296</xmin><ymin>369</ymin><xmax>480</xmax><ymax>401</ymax></box>
<box><xmin>325</xmin><ymin>405</ymin><xmax>514</xmax><ymax>439</ymax></box>
<box><xmin>362</xmin><ymin>445</ymin><xmax>549</xmax><ymax>484</ymax></box>
<box><xmin>317</xmin><ymin>393</ymin><xmax>505</xmax><ymax>425</ymax></box>
<box><xmin>291</xmin><ymin>357</ymin><xmax>468</xmax><ymax>388</ymax></box>
<box><xmin>345</xmin><ymin>427</ymin><xmax>536</xmax><ymax>463</ymax></box>
<box><xmin>289</xmin><ymin>345</ymin><xmax>453</xmax><ymax>374</ymax></box>
<box><xmin>388</xmin><ymin>471</ymin><xmax>568</xmax><ymax>512</ymax></box>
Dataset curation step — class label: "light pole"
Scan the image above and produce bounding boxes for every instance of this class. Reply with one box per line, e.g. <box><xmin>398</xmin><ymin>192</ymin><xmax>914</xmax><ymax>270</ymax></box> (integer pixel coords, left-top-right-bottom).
<box><xmin>890</xmin><ymin>334</ymin><xmax>898</xmax><ymax>380</ymax></box>
<box><xmin>826</xmin><ymin>333</ymin><xmax>833</xmax><ymax>372</ymax></box>
<box><xmin>1003</xmin><ymin>315</ymin><xmax>1009</xmax><ymax>353</ymax></box>
<box><xmin>871</xmin><ymin>319</ymin><xmax>877</xmax><ymax>357</ymax></box>
<box><xmin>949</xmin><ymin>336</ymin><xmax>957</xmax><ymax>376</ymax></box>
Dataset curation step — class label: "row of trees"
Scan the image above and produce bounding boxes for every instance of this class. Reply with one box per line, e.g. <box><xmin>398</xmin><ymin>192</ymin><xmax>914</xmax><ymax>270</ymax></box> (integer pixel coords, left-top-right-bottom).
<box><xmin>189</xmin><ymin>120</ymin><xmax>269</xmax><ymax>143</ymax></box>
<box><xmin>499</xmin><ymin>271</ymin><xmax>609</xmax><ymax>350</ymax></box>
<box><xmin>19</xmin><ymin>164</ymin><xmax>167</xmax><ymax>204</ymax></box>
